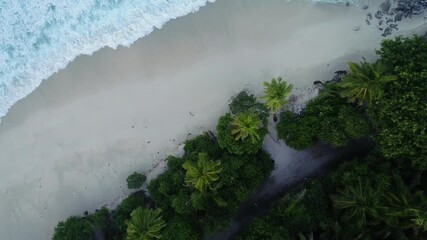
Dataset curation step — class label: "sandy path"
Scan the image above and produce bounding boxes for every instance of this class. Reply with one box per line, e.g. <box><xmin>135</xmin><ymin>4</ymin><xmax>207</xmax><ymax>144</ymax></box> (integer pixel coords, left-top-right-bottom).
<box><xmin>0</xmin><ymin>0</ymin><xmax>425</xmax><ymax>239</ymax></box>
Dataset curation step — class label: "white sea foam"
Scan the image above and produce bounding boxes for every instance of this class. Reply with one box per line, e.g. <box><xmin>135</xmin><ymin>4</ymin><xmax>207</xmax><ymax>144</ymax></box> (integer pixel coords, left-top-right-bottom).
<box><xmin>0</xmin><ymin>0</ymin><xmax>360</xmax><ymax>120</ymax></box>
<box><xmin>0</xmin><ymin>0</ymin><xmax>216</xmax><ymax>120</ymax></box>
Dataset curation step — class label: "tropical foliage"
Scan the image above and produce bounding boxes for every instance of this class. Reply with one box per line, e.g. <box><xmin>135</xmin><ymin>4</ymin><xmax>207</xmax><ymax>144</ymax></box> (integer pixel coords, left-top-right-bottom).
<box><xmin>52</xmin><ymin>216</ymin><xmax>93</xmax><ymax>240</ymax></box>
<box><xmin>182</xmin><ymin>152</ymin><xmax>222</xmax><ymax>193</ymax></box>
<box><xmin>336</xmin><ymin>61</ymin><xmax>396</xmax><ymax>106</ymax></box>
<box><xmin>217</xmin><ymin>91</ymin><xmax>269</xmax><ymax>155</ymax></box>
<box><xmin>126</xmin><ymin>172</ymin><xmax>147</xmax><ymax>189</ymax></box>
<box><xmin>231</xmin><ymin>111</ymin><xmax>263</xmax><ymax>143</ymax></box>
<box><xmin>238</xmin><ymin>35</ymin><xmax>427</xmax><ymax>240</ymax></box>
<box><xmin>261</xmin><ymin>77</ymin><xmax>293</xmax><ymax>114</ymax></box>
<box><xmin>277</xmin><ymin>94</ymin><xmax>371</xmax><ymax>149</ymax></box>
<box><xmin>53</xmin><ymin>35</ymin><xmax>427</xmax><ymax>240</ymax></box>
<box><xmin>125</xmin><ymin>207</ymin><xmax>166</xmax><ymax>240</ymax></box>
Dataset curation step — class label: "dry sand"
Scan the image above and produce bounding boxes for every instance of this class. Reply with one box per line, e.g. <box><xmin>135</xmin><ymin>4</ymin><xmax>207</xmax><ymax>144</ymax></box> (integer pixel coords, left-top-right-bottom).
<box><xmin>0</xmin><ymin>0</ymin><xmax>426</xmax><ymax>239</ymax></box>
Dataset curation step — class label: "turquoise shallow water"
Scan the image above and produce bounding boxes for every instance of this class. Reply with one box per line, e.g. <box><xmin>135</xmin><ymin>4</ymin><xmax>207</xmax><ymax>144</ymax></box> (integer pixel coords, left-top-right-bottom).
<box><xmin>0</xmin><ymin>0</ymin><xmax>360</xmax><ymax>120</ymax></box>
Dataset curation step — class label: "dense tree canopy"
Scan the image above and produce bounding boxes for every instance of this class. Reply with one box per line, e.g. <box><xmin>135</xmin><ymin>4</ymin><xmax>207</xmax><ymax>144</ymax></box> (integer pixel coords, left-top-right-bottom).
<box><xmin>277</xmin><ymin>94</ymin><xmax>371</xmax><ymax>149</ymax></box>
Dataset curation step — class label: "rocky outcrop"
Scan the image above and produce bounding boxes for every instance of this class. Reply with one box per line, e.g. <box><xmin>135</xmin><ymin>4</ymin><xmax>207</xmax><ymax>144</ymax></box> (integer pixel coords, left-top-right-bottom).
<box><xmin>364</xmin><ymin>0</ymin><xmax>427</xmax><ymax>37</ymax></box>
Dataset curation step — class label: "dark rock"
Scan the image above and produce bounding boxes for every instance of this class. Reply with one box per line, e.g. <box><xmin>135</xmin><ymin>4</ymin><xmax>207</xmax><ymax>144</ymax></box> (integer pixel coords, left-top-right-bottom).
<box><xmin>367</xmin><ymin>12</ymin><xmax>373</xmax><ymax>19</ymax></box>
<box><xmin>362</xmin><ymin>5</ymin><xmax>369</xmax><ymax>10</ymax></box>
<box><xmin>366</xmin><ymin>19</ymin><xmax>371</xmax><ymax>25</ymax></box>
<box><xmin>352</xmin><ymin>26</ymin><xmax>360</xmax><ymax>31</ymax></box>
<box><xmin>273</xmin><ymin>114</ymin><xmax>278</xmax><ymax>123</ymax></box>
<box><xmin>382</xmin><ymin>27</ymin><xmax>393</xmax><ymax>37</ymax></box>
<box><xmin>386</xmin><ymin>18</ymin><xmax>393</xmax><ymax>23</ymax></box>
<box><xmin>379</xmin><ymin>27</ymin><xmax>384</xmax><ymax>31</ymax></box>
<box><xmin>313</xmin><ymin>81</ymin><xmax>324</xmax><ymax>85</ymax></box>
<box><xmin>379</xmin><ymin>20</ymin><xmax>383</xmax><ymax>26</ymax></box>
<box><xmin>375</xmin><ymin>11</ymin><xmax>384</xmax><ymax>19</ymax></box>
<box><xmin>395</xmin><ymin>13</ymin><xmax>403</xmax><ymax>21</ymax></box>
<box><xmin>345</xmin><ymin>2</ymin><xmax>350</xmax><ymax>7</ymax></box>
<box><xmin>334</xmin><ymin>70</ymin><xmax>347</xmax><ymax>75</ymax></box>
<box><xmin>380</xmin><ymin>0</ymin><xmax>392</xmax><ymax>13</ymax></box>
<box><xmin>389</xmin><ymin>23</ymin><xmax>398</xmax><ymax>29</ymax></box>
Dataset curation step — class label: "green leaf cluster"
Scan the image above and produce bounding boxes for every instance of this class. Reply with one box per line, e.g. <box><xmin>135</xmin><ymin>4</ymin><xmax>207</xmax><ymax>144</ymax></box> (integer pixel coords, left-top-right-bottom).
<box><xmin>277</xmin><ymin>95</ymin><xmax>371</xmax><ymax>149</ymax></box>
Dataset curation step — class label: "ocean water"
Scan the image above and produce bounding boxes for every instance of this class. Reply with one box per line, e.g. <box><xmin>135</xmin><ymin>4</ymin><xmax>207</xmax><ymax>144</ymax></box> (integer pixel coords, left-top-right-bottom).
<box><xmin>0</xmin><ymin>0</ymin><xmax>360</xmax><ymax>120</ymax></box>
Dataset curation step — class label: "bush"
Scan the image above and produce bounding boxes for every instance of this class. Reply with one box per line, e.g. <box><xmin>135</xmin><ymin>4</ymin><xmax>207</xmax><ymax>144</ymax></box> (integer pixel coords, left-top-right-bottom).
<box><xmin>111</xmin><ymin>192</ymin><xmax>146</xmax><ymax>235</ymax></box>
<box><xmin>183</xmin><ymin>134</ymin><xmax>223</xmax><ymax>159</ymax></box>
<box><xmin>53</xmin><ymin>216</ymin><xmax>93</xmax><ymax>240</ymax></box>
<box><xmin>370</xmin><ymin>36</ymin><xmax>427</xmax><ymax>170</ymax></box>
<box><xmin>216</xmin><ymin>113</ymin><xmax>266</xmax><ymax>155</ymax></box>
<box><xmin>277</xmin><ymin>95</ymin><xmax>371</xmax><ymax>149</ymax></box>
<box><xmin>162</xmin><ymin>216</ymin><xmax>200</xmax><ymax>240</ymax></box>
<box><xmin>229</xmin><ymin>91</ymin><xmax>269</xmax><ymax>124</ymax></box>
<box><xmin>126</xmin><ymin>172</ymin><xmax>147</xmax><ymax>189</ymax></box>
<box><xmin>277</xmin><ymin>110</ymin><xmax>317</xmax><ymax>150</ymax></box>
<box><xmin>88</xmin><ymin>206</ymin><xmax>110</xmax><ymax>232</ymax></box>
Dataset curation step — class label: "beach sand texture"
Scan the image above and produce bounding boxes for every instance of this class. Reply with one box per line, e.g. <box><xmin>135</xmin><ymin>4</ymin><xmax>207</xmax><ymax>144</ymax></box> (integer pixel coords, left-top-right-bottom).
<box><xmin>0</xmin><ymin>0</ymin><xmax>426</xmax><ymax>239</ymax></box>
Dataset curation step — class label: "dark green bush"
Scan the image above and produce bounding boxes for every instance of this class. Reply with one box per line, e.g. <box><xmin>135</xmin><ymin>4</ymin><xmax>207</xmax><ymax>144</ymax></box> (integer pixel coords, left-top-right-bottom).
<box><xmin>111</xmin><ymin>192</ymin><xmax>146</xmax><ymax>235</ymax></box>
<box><xmin>277</xmin><ymin>95</ymin><xmax>371</xmax><ymax>149</ymax></box>
<box><xmin>53</xmin><ymin>216</ymin><xmax>93</xmax><ymax>240</ymax></box>
<box><xmin>126</xmin><ymin>172</ymin><xmax>147</xmax><ymax>189</ymax></box>
<box><xmin>162</xmin><ymin>216</ymin><xmax>200</xmax><ymax>240</ymax></box>
<box><xmin>88</xmin><ymin>206</ymin><xmax>110</xmax><ymax>232</ymax></box>
<box><xmin>229</xmin><ymin>91</ymin><xmax>269</xmax><ymax>124</ymax></box>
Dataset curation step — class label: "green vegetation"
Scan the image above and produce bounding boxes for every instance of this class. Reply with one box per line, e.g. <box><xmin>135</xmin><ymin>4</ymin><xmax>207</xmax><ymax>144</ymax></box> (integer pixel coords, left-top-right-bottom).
<box><xmin>52</xmin><ymin>216</ymin><xmax>93</xmax><ymax>240</ymax></box>
<box><xmin>261</xmin><ymin>77</ymin><xmax>293</xmax><ymax>115</ymax></box>
<box><xmin>126</xmin><ymin>172</ymin><xmax>147</xmax><ymax>189</ymax></box>
<box><xmin>337</xmin><ymin>61</ymin><xmax>396</xmax><ymax>106</ymax></box>
<box><xmin>217</xmin><ymin>91</ymin><xmax>268</xmax><ymax>155</ymax></box>
<box><xmin>125</xmin><ymin>207</ymin><xmax>166</xmax><ymax>240</ymax></box>
<box><xmin>238</xmin><ymin>35</ymin><xmax>427</xmax><ymax>240</ymax></box>
<box><xmin>53</xmin><ymin>35</ymin><xmax>427</xmax><ymax>240</ymax></box>
<box><xmin>182</xmin><ymin>152</ymin><xmax>222</xmax><ymax>193</ymax></box>
<box><xmin>148</xmin><ymin>134</ymin><xmax>274</xmax><ymax>236</ymax></box>
<box><xmin>277</xmin><ymin>95</ymin><xmax>371</xmax><ymax>149</ymax></box>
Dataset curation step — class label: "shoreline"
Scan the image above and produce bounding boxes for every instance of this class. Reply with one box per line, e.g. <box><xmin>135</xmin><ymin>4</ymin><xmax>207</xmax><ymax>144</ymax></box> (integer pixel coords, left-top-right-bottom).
<box><xmin>0</xmin><ymin>0</ymin><xmax>426</xmax><ymax>239</ymax></box>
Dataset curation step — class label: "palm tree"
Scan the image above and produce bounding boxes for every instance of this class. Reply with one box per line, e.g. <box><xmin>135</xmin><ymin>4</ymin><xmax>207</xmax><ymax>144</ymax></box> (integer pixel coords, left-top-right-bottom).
<box><xmin>231</xmin><ymin>111</ymin><xmax>263</xmax><ymax>144</ymax></box>
<box><xmin>337</xmin><ymin>61</ymin><xmax>396</xmax><ymax>106</ymax></box>
<box><xmin>126</xmin><ymin>207</ymin><xmax>166</xmax><ymax>240</ymax></box>
<box><xmin>182</xmin><ymin>152</ymin><xmax>222</xmax><ymax>193</ymax></box>
<box><xmin>331</xmin><ymin>179</ymin><xmax>386</xmax><ymax>230</ymax></box>
<box><xmin>383</xmin><ymin>175</ymin><xmax>427</xmax><ymax>235</ymax></box>
<box><xmin>261</xmin><ymin>77</ymin><xmax>293</xmax><ymax>120</ymax></box>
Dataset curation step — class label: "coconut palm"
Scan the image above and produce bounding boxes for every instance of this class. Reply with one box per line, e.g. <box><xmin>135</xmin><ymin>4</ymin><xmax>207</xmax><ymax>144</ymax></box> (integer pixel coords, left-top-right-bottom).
<box><xmin>231</xmin><ymin>111</ymin><xmax>263</xmax><ymax>144</ymax></box>
<box><xmin>337</xmin><ymin>61</ymin><xmax>396</xmax><ymax>106</ymax></box>
<box><xmin>383</xmin><ymin>175</ymin><xmax>427</xmax><ymax>234</ymax></box>
<box><xmin>261</xmin><ymin>77</ymin><xmax>293</xmax><ymax>117</ymax></box>
<box><xmin>182</xmin><ymin>152</ymin><xmax>222</xmax><ymax>193</ymax></box>
<box><xmin>331</xmin><ymin>179</ymin><xmax>386</xmax><ymax>230</ymax></box>
<box><xmin>126</xmin><ymin>207</ymin><xmax>166</xmax><ymax>240</ymax></box>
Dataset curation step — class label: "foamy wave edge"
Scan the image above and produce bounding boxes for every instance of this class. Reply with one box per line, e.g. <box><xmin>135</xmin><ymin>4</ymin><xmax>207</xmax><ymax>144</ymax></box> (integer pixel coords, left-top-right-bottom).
<box><xmin>0</xmin><ymin>0</ymin><xmax>216</xmax><ymax>121</ymax></box>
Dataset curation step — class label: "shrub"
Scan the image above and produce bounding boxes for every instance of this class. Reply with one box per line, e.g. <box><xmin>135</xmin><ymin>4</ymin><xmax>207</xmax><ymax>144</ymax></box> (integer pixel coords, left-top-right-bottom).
<box><xmin>229</xmin><ymin>91</ymin><xmax>269</xmax><ymax>124</ymax></box>
<box><xmin>126</xmin><ymin>172</ymin><xmax>147</xmax><ymax>189</ymax></box>
<box><xmin>162</xmin><ymin>216</ymin><xmax>200</xmax><ymax>240</ymax></box>
<box><xmin>111</xmin><ymin>192</ymin><xmax>146</xmax><ymax>235</ymax></box>
<box><xmin>53</xmin><ymin>216</ymin><xmax>93</xmax><ymax>240</ymax></box>
<box><xmin>88</xmin><ymin>206</ymin><xmax>110</xmax><ymax>232</ymax></box>
<box><xmin>277</xmin><ymin>95</ymin><xmax>371</xmax><ymax>149</ymax></box>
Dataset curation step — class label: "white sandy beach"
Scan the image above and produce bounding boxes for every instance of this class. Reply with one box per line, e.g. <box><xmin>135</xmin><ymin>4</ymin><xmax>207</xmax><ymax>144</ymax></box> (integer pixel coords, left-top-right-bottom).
<box><xmin>0</xmin><ymin>0</ymin><xmax>426</xmax><ymax>239</ymax></box>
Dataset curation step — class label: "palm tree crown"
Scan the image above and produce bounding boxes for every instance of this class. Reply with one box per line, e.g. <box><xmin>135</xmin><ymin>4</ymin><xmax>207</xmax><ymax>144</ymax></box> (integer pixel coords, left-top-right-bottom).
<box><xmin>231</xmin><ymin>111</ymin><xmax>262</xmax><ymax>144</ymax></box>
<box><xmin>337</xmin><ymin>61</ymin><xmax>396</xmax><ymax>106</ymax></box>
<box><xmin>261</xmin><ymin>77</ymin><xmax>293</xmax><ymax>114</ymax></box>
<box><xmin>331</xmin><ymin>179</ymin><xmax>386</xmax><ymax>229</ymax></box>
<box><xmin>182</xmin><ymin>153</ymin><xmax>222</xmax><ymax>193</ymax></box>
<box><xmin>126</xmin><ymin>207</ymin><xmax>166</xmax><ymax>240</ymax></box>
